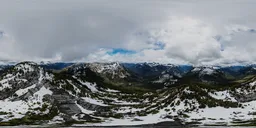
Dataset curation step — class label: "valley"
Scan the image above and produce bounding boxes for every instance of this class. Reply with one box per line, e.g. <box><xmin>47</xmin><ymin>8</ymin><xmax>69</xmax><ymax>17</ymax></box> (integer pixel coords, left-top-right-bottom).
<box><xmin>0</xmin><ymin>62</ymin><xmax>255</xmax><ymax>126</ymax></box>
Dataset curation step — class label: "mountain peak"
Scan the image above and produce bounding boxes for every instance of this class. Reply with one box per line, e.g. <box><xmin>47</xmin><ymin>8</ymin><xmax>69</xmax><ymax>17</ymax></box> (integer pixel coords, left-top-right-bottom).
<box><xmin>0</xmin><ymin>61</ymin><xmax>256</xmax><ymax>126</ymax></box>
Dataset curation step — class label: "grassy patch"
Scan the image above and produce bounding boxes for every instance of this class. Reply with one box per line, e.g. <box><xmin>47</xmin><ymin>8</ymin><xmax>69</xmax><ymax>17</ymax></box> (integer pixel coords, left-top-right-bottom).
<box><xmin>0</xmin><ymin>111</ymin><xmax>8</xmax><ymax>115</ymax></box>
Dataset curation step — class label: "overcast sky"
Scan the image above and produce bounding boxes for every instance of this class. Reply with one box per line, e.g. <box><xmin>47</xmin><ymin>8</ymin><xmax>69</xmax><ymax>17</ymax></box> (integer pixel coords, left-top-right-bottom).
<box><xmin>0</xmin><ymin>0</ymin><xmax>256</xmax><ymax>65</ymax></box>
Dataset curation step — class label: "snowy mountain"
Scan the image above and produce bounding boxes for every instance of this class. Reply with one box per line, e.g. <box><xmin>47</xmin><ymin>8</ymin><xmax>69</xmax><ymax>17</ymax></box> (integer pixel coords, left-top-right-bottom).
<box><xmin>87</xmin><ymin>62</ymin><xmax>130</xmax><ymax>80</ymax></box>
<box><xmin>122</xmin><ymin>63</ymin><xmax>192</xmax><ymax>88</ymax></box>
<box><xmin>180</xmin><ymin>66</ymin><xmax>232</xmax><ymax>85</ymax></box>
<box><xmin>123</xmin><ymin>62</ymin><xmax>183</xmax><ymax>77</ymax></box>
<box><xmin>39</xmin><ymin>62</ymin><xmax>74</xmax><ymax>70</ymax></box>
<box><xmin>0</xmin><ymin>62</ymin><xmax>255</xmax><ymax>126</ymax></box>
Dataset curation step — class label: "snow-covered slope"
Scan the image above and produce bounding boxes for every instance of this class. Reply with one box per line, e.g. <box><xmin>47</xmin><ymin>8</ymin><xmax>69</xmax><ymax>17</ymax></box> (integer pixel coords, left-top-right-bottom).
<box><xmin>87</xmin><ymin>62</ymin><xmax>130</xmax><ymax>79</ymax></box>
<box><xmin>0</xmin><ymin>61</ymin><xmax>256</xmax><ymax>126</ymax></box>
<box><xmin>122</xmin><ymin>63</ymin><xmax>191</xmax><ymax>87</ymax></box>
<box><xmin>191</xmin><ymin>66</ymin><xmax>222</xmax><ymax>76</ymax></box>
<box><xmin>183</xmin><ymin>66</ymin><xmax>230</xmax><ymax>85</ymax></box>
<box><xmin>0</xmin><ymin>62</ymin><xmax>54</xmax><ymax>122</ymax></box>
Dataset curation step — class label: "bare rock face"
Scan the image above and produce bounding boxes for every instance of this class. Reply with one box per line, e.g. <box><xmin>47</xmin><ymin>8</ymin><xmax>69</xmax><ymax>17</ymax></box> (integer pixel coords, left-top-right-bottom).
<box><xmin>0</xmin><ymin>62</ymin><xmax>44</xmax><ymax>100</ymax></box>
<box><xmin>59</xmin><ymin>103</ymin><xmax>81</xmax><ymax>116</ymax></box>
<box><xmin>87</xmin><ymin>62</ymin><xmax>130</xmax><ymax>80</ymax></box>
<box><xmin>77</xmin><ymin>98</ymin><xmax>110</xmax><ymax>112</ymax></box>
<box><xmin>236</xmin><ymin>92</ymin><xmax>256</xmax><ymax>102</ymax></box>
<box><xmin>1</xmin><ymin>61</ymin><xmax>256</xmax><ymax>126</ymax></box>
<box><xmin>51</xmin><ymin>95</ymin><xmax>81</xmax><ymax>115</ymax></box>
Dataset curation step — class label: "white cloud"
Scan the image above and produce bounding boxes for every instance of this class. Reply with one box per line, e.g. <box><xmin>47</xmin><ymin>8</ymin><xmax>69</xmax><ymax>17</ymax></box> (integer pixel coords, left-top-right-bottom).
<box><xmin>0</xmin><ymin>0</ymin><xmax>256</xmax><ymax>65</ymax></box>
<box><xmin>86</xmin><ymin>17</ymin><xmax>256</xmax><ymax>66</ymax></box>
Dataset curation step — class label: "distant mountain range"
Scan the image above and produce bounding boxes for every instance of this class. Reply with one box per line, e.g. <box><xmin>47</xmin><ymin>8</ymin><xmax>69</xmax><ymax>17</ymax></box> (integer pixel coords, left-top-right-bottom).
<box><xmin>38</xmin><ymin>62</ymin><xmax>256</xmax><ymax>87</ymax></box>
<box><xmin>0</xmin><ymin>61</ymin><xmax>256</xmax><ymax>126</ymax></box>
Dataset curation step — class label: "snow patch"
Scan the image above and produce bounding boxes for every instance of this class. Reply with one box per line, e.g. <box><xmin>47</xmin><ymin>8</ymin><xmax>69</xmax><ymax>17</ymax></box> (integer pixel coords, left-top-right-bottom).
<box><xmin>201</xmin><ymin>68</ymin><xmax>214</xmax><ymax>75</ymax></box>
<box><xmin>76</xmin><ymin>102</ymin><xmax>95</xmax><ymax>114</ymax></box>
<box><xmin>82</xmin><ymin>97</ymin><xmax>108</xmax><ymax>106</ymax></box>
<box><xmin>209</xmin><ymin>90</ymin><xmax>237</xmax><ymax>102</ymax></box>
<box><xmin>15</xmin><ymin>84</ymin><xmax>36</xmax><ymax>96</ymax></box>
<box><xmin>33</xmin><ymin>86</ymin><xmax>53</xmax><ymax>102</ymax></box>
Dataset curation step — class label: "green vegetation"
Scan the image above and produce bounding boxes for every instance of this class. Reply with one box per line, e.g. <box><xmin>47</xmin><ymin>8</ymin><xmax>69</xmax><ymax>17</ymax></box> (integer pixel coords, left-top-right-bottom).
<box><xmin>0</xmin><ymin>106</ymin><xmax>59</xmax><ymax>126</ymax></box>
<box><xmin>231</xmin><ymin>119</ymin><xmax>256</xmax><ymax>126</ymax></box>
<box><xmin>0</xmin><ymin>111</ymin><xmax>8</xmax><ymax>115</ymax></box>
<box><xmin>2</xmin><ymin>61</ymin><xmax>256</xmax><ymax>126</ymax></box>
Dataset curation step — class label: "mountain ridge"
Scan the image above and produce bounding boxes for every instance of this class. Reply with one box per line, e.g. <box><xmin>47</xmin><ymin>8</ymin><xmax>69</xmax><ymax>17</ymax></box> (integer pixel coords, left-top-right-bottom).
<box><xmin>0</xmin><ymin>61</ymin><xmax>255</xmax><ymax>126</ymax></box>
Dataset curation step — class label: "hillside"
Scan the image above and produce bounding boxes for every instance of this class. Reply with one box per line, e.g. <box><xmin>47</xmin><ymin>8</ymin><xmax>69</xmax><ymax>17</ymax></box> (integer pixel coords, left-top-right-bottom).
<box><xmin>0</xmin><ymin>62</ymin><xmax>255</xmax><ymax>126</ymax></box>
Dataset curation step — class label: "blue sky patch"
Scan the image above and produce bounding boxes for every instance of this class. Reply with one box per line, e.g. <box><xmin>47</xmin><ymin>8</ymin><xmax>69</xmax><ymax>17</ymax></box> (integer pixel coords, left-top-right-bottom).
<box><xmin>154</xmin><ymin>42</ymin><xmax>165</xmax><ymax>50</ymax></box>
<box><xmin>107</xmin><ymin>48</ymin><xmax>136</xmax><ymax>55</ymax></box>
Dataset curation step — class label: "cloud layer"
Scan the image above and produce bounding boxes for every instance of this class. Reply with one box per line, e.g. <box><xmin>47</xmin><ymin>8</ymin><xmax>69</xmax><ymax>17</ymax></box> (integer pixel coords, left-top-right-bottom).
<box><xmin>0</xmin><ymin>0</ymin><xmax>256</xmax><ymax>65</ymax></box>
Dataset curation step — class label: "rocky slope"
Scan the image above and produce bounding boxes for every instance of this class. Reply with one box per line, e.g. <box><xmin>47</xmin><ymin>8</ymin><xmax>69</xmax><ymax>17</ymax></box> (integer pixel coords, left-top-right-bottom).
<box><xmin>0</xmin><ymin>62</ymin><xmax>255</xmax><ymax>126</ymax></box>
